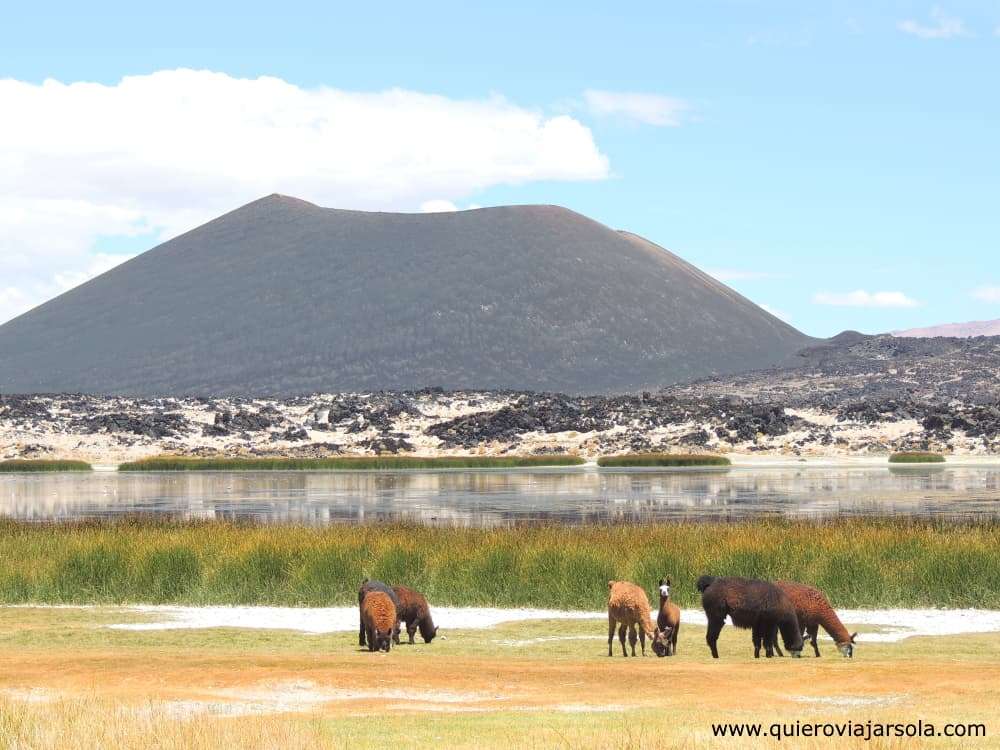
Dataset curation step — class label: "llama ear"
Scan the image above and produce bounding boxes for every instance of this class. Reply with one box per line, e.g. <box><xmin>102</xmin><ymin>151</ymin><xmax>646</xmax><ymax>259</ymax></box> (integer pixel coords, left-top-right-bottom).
<box><xmin>658</xmin><ymin>578</ymin><xmax>665</xmax><ymax>586</ymax></box>
<box><xmin>666</xmin><ymin>578</ymin><xmax>671</xmax><ymax>586</ymax></box>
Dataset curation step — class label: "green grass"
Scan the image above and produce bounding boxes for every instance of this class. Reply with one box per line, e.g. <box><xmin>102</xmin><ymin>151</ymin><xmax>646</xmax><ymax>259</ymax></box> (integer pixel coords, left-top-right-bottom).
<box><xmin>0</xmin><ymin>518</ymin><xmax>997</xmax><ymax>608</ymax></box>
<box><xmin>118</xmin><ymin>455</ymin><xmax>585</xmax><ymax>471</ymax></box>
<box><xmin>597</xmin><ymin>453</ymin><xmax>731</xmax><ymax>467</ymax></box>
<box><xmin>889</xmin><ymin>451</ymin><xmax>947</xmax><ymax>464</ymax></box>
<box><xmin>0</xmin><ymin>460</ymin><xmax>92</xmax><ymax>473</ymax></box>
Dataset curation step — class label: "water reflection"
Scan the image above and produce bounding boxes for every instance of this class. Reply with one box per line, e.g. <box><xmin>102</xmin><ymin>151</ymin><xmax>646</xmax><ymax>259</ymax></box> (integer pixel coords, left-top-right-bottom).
<box><xmin>1</xmin><ymin>467</ymin><xmax>998</xmax><ymax>526</ymax></box>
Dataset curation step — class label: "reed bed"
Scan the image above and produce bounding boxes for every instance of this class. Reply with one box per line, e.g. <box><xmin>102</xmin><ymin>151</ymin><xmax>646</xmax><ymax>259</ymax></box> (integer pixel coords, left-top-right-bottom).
<box><xmin>0</xmin><ymin>518</ymin><xmax>996</xmax><ymax>609</ymax></box>
<box><xmin>889</xmin><ymin>452</ymin><xmax>946</xmax><ymax>463</ymax></box>
<box><xmin>0</xmin><ymin>460</ymin><xmax>92</xmax><ymax>473</ymax></box>
<box><xmin>118</xmin><ymin>455</ymin><xmax>585</xmax><ymax>471</ymax></box>
<box><xmin>596</xmin><ymin>453</ymin><xmax>731</xmax><ymax>467</ymax></box>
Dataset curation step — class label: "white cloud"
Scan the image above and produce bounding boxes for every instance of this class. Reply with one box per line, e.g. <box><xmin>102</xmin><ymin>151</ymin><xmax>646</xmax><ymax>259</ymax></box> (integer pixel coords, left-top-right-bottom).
<box><xmin>812</xmin><ymin>290</ymin><xmax>920</xmax><ymax>308</ymax></box>
<box><xmin>0</xmin><ymin>252</ymin><xmax>134</xmax><ymax>323</ymax></box>
<box><xmin>898</xmin><ymin>7</ymin><xmax>968</xmax><ymax>39</ymax></box>
<box><xmin>0</xmin><ymin>69</ymin><xmax>610</xmax><ymax>323</ymax></box>
<box><xmin>972</xmin><ymin>286</ymin><xmax>1000</xmax><ymax>303</ymax></box>
<box><xmin>418</xmin><ymin>200</ymin><xmax>483</xmax><ymax>213</ymax></box>
<box><xmin>419</xmin><ymin>200</ymin><xmax>460</xmax><ymax>213</ymax></box>
<box><xmin>583</xmin><ymin>90</ymin><xmax>690</xmax><ymax>126</ymax></box>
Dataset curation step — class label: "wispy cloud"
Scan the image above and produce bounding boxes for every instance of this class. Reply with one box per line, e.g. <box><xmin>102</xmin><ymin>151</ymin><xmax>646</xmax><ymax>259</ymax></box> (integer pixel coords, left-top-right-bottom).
<box><xmin>972</xmin><ymin>286</ymin><xmax>1000</xmax><ymax>303</ymax></box>
<box><xmin>708</xmin><ymin>269</ymin><xmax>778</xmax><ymax>282</ymax></box>
<box><xmin>583</xmin><ymin>90</ymin><xmax>690</xmax><ymax>127</ymax></box>
<box><xmin>761</xmin><ymin>304</ymin><xmax>792</xmax><ymax>323</ymax></box>
<box><xmin>898</xmin><ymin>7</ymin><xmax>968</xmax><ymax>39</ymax></box>
<box><xmin>813</xmin><ymin>290</ymin><xmax>920</xmax><ymax>308</ymax></box>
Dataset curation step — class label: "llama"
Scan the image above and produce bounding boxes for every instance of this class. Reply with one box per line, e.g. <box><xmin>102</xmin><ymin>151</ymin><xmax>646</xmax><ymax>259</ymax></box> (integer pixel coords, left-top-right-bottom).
<box><xmin>697</xmin><ymin>575</ymin><xmax>803</xmax><ymax>659</ymax></box>
<box><xmin>358</xmin><ymin>579</ymin><xmax>400</xmax><ymax>647</ymax></box>
<box><xmin>607</xmin><ymin>580</ymin><xmax>656</xmax><ymax>657</ymax></box>
<box><xmin>769</xmin><ymin>581</ymin><xmax>857</xmax><ymax>658</ymax></box>
<box><xmin>361</xmin><ymin>591</ymin><xmax>397</xmax><ymax>652</ymax></box>
<box><xmin>391</xmin><ymin>585</ymin><xmax>439</xmax><ymax>644</ymax></box>
<box><xmin>652</xmin><ymin>577</ymin><xmax>681</xmax><ymax>657</ymax></box>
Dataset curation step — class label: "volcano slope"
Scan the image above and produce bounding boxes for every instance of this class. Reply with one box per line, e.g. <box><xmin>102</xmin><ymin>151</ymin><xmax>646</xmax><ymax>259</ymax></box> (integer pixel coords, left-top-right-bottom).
<box><xmin>0</xmin><ymin>195</ymin><xmax>809</xmax><ymax>396</ymax></box>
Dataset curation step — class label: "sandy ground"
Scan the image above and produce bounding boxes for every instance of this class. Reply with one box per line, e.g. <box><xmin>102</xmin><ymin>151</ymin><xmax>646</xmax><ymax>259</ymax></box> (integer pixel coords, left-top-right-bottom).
<box><xmin>0</xmin><ymin>605</ymin><xmax>998</xmax><ymax>748</ymax></box>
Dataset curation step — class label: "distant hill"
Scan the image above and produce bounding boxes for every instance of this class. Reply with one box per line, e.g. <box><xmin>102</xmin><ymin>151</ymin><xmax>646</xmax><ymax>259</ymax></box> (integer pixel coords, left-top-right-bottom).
<box><xmin>0</xmin><ymin>195</ymin><xmax>812</xmax><ymax>396</ymax></box>
<box><xmin>894</xmin><ymin>319</ymin><xmax>1000</xmax><ymax>338</ymax></box>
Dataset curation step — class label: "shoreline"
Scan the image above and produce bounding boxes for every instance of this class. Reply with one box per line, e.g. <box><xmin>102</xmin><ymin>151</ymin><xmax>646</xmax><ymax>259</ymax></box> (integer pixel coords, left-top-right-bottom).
<box><xmin>59</xmin><ymin>455</ymin><xmax>1000</xmax><ymax>473</ymax></box>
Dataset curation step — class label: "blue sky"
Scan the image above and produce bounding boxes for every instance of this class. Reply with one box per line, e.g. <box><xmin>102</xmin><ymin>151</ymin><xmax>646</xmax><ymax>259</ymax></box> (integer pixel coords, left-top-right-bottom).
<box><xmin>1</xmin><ymin>1</ymin><xmax>998</xmax><ymax>336</ymax></box>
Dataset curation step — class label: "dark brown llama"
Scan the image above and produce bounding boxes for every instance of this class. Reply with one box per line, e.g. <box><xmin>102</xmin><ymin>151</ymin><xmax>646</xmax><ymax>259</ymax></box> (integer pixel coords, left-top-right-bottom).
<box><xmin>697</xmin><ymin>575</ymin><xmax>803</xmax><ymax>659</ymax></box>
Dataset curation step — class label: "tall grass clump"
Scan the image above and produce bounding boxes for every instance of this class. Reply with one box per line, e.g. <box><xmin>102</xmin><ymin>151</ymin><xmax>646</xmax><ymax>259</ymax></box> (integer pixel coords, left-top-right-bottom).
<box><xmin>0</xmin><ymin>460</ymin><xmax>91</xmax><ymax>473</ymax></box>
<box><xmin>118</xmin><ymin>455</ymin><xmax>585</xmax><ymax>471</ymax></box>
<box><xmin>597</xmin><ymin>453</ymin><xmax>731</xmax><ymax>468</ymax></box>
<box><xmin>0</xmin><ymin>518</ymin><xmax>997</xmax><ymax>609</ymax></box>
<box><xmin>889</xmin><ymin>452</ymin><xmax>946</xmax><ymax>464</ymax></box>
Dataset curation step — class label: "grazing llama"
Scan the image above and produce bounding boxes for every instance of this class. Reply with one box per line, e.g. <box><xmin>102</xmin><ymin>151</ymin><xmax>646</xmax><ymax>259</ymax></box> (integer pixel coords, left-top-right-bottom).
<box><xmin>361</xmin><ymin>591</ymin><xmax>397</xmax><ymax>652</ymax></box>
<box><xmin>391</xmin><ymin>585</ymin><xmax>439</xmax><ymax>644</ymax></box>
<box><xmin>607</xmin><ymin>580</ymin><xmax>656</xmax><ymax>657</ymax></box>
<box><xmin>358</xmin><ymin>579</ymin><xmax>401</xmax><ymax>647</ymax></box>
<box><xmin>769</xmin><ymin>580</ymin><xmax>857</xmax><ymax>658</ymax></box>
<box><xmin>697</xmin><ymin>575</ymin><xmax>803</xmax><ymax>659</ymax></box>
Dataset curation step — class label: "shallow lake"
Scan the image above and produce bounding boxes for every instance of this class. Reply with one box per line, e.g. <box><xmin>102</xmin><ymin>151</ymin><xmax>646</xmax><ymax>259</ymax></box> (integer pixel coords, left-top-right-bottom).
<box><xmin>2</xmin><ymin>466</ymin><xmax>1000</xmax><ymax>525</ymax></box>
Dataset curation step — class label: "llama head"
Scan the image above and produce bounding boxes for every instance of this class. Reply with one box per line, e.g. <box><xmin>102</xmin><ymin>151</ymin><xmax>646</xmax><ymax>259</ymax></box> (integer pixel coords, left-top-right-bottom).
<box><xmin>837</xmin><ymin>633</ymin><xmax>858</xmax><ymax>658</ymax></box>
<box><xmin>373</xmin><ymin>628</ymin><xmax>393</xmax><ymax>652</ymax></box>
<box><xmin>652</xmin><ymin>626</ymin><xmax>673</xmax><ymax>657</ymax></box>
<box><xmin>658</xmin><ymin>577</ymin><xmax>671</xmax><ymax>598</ymax></box>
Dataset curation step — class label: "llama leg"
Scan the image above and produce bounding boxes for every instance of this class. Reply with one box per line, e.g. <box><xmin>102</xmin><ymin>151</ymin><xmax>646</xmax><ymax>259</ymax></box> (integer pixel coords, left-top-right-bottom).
<box><xmin>366</xmin><ymin>625</ymin><xmax>376</xmax><ymax>652</ymax></box>
<box><xmin>638</xmin><ymin>626</ymin><xmax>647</xmax><ymax>656</ymax></box>
<box><xmin>772</xmin><ymin>631</ymin><xmax>785</xmax><ymax>657</ymax></box>
<box><xmin>408</xmin><ymin>622</ymin><xmax>417</xmax><ymax>645</ymax></box>
<box><xmin>752</xmin><ymin>625</ymin><xmax>763</xmax><ymax>658</ymax></box>
<box><xmin>608</xmin><ymin>616</ymin><xmax>616</xmax><ymax>657</ymax></box>
<box><xmin>359</xmin><ymin>614</ymin><xmax>367</xmax><ymax>647</ymax></box>
<box><xmin>706</xmin><ymin>617</ymin><xmax>723</xmax><ymax>659</ymax></box>
<box><xmin>628</xmin><ymin>624</ymin><xmax>639</xmax><ymax>656</ymax></box>
<box><xmin>618</xmin><ymin>623</ymin><xmax>628</xmax><ymax>657</ymax></box>
<box><xmin>764</xmin><ymin>624</ymin><xmax>777</xmax><ymax>657</ymax></box>
<box><xmin>809</xmin><ymin>624</ymin><xmax>820</xmax><ymax>657</ymax></box>
<box><xmin>671</xmin><ymin>622</ymin><xmax>679</xmax><ymax>655</ymax></box>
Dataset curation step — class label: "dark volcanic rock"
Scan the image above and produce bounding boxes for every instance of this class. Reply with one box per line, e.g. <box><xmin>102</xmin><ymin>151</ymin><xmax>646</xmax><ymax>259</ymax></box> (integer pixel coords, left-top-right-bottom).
<box><xmin>74</xmin><ymin>411</ymin><xmax>189</xmax><ymax>439</ymax></box>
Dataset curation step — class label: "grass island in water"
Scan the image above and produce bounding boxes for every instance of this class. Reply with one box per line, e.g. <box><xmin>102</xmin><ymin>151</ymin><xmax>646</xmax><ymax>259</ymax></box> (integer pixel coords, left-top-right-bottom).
<box><xmin>889</xmin><ymin>451</ymin><xmax>947</xmax><ymax>464</ymax></box>
<box><xmin>0</xmin><ymin>460</ymin><xmax>92</xmax><ymax>473</ymax></box>
<box><xmin>118</xmin><ymin>455</ymin><xmax>585</xmax><ymax>471</ymax></box>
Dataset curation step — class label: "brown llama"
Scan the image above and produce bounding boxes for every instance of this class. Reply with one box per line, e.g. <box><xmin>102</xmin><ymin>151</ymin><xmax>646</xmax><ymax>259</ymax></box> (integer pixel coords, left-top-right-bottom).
<box><xmin>607</xmin><ymin>580</ymin><xmax>656</xmax><ymax>657</ymax></box>
<box><xmin>361</xmin><ymin>591</ymin><xmax>397</xmax><ymax>652</ymax></box>
<box><xmin>697</xmin><ymin>575</ymin><xmax>803</xmax><ymax>659</ymax></box>
<box><xmin>769</xmin><ymin>581</ymin><xmax>857</xmax><ymax>658</ymax></box>
<box><xmin>391</xmin><ymin>585</ymin><xmax>439</xmax><ymax>644</ymax></box>
<box><xmin>358</xmin><ymin>579</ymin><xmax>401</xmax><ymax>647</ymax></box>
<box><xmin>652</xmin><ymin>577</ymin><xmax>681</xmax><ymax>657</ymax></box>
